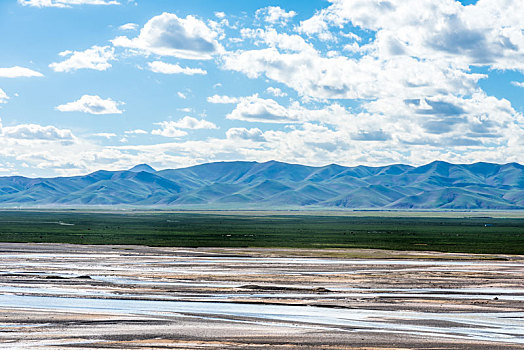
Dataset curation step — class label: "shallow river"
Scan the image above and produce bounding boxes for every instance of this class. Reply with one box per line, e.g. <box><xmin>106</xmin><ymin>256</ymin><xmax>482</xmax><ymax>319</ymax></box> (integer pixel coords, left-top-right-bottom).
<box><xmin>1</xmin><ymin>243</ymin><xmax>523</xmax><ymax>349</ymax></box>
<box><xmin>1</xmin><ymin>294</ymin><xmax>524</xmax><ymax>344</ymax></box>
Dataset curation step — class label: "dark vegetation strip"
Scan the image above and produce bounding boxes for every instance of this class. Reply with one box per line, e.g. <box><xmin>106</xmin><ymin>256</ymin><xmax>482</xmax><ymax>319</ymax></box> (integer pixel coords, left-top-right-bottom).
<box><xmin>0</xmin><ymin>211</ymin><xmax>522</xmax><ymax>254</ymax></box>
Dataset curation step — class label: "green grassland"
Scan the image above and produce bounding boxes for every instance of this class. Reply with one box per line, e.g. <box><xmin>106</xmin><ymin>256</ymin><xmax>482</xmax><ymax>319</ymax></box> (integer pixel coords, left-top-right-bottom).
<box><xmin>0</xmin><ymin>210</ymin><xmax>523</xmax><ymax>254</ymax></box>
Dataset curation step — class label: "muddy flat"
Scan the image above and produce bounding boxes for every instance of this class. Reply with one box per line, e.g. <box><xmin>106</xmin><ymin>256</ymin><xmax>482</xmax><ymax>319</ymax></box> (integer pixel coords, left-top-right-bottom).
<box><xmin>0</xmin><ymin>243</ymin><xmax>523</xmax><ymax>349</ymax></box>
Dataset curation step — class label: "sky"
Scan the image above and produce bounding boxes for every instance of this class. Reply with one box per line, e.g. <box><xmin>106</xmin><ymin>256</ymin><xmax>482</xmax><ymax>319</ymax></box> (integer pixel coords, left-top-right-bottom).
<box><xmin>0</xmin><ymin>0</ymin><xmax>523</xmax><ymax>177</ymax></box>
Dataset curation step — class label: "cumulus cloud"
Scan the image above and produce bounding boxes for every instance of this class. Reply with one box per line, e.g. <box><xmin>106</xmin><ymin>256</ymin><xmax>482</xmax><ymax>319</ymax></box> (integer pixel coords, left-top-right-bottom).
<box><xmin>298</xmin><ymin>0</ymin><xmax>524</xmax><ymax>71</ymax></box>
<box><xmin>351</xmin><ymin>129</ymin><xmax>391</xmax><ymax>141</ymax></box>
<box><xmin>147</xmin><ymin>61</ymin><xmax>207</xmax><ymax>75</ymax></box>
<box><xmin>5</xmin><ymin>0</ymin><xmax>524</xmax><ymax>174</ymax></box>
<box><xmin>512</xmin><ymin>81</ymin><xmax>524</xmax><ymax>88</ymax></box>
<box><xmin>0</xmin><ymin>66</ymin><xmax>43</xmax><ymax>78</ymax></box>
<box><xmin>28</xmin><ymin>104</ymin><xmax>520</xmax><ymax>176</ymax></box>
<box><xmin>54</xmin><ymin>90</ymin><xmax>521</xmax><ymax>176</ymax></box>
<box><xmin>0</xmin><ymin>89</ymin><xmax>8</xmax><ymax>104</ymax></box>
<box><xmin>119</xmin><ymin>23</ymin><xmax>138</xmax><ymax>31</ymax></box>
<box><xmin>125</xmin><ymin>129</ymin><xmax>147</xmax><ymax>134</ymax></box>
<box><xmin>49</xmin><ymin>46</ymin><xmax>115</xmax><ymax>72</ymax></box>
<box><xmin>1</xmin><ymin>123</ymin><xmax>74</xmax><ymax>141</ymax></box>
<box><xmin>226</xmin><ymin>94</ymin><xmax>355</xmax><ymax>125</ymax></box>
<box><xmin>225</xmin><ymin>95</ymin><xmax>350</xmax><ymax>125</ymax></box>
<box><xmin>207</xmin><ymin>95</ymin><xmax>240</xmax><ymax>104</ymax></box>
<box><xmin>359</xmin><ymin>91</ymin><xmax>524</xmax><ymax>150</ymax></box>
<box><xmin>227</xmin><ymin>95</ymin><xmax>299</xmax><ymax>123</ymax></box>
<box><xmin>256</xmin><ymin>6</ymin><xmax>297</xmax><ymax>25</ymax></box>
<box><xmin>93</xmin><ymin>132</ymin><xmax>116</xmax><ymax>138</ymax></box>
<box><xmin>265</xmin><ymin>87</ymin><xmax>287</xmax><ymax>97</ymax></box>
<box><xmin>241</xmin><ymin>28</ymin><xmax>315</xmax><ymax>53</ymax></box>
<box><xmin>150</xmin><ymin>117</ymin><xmax>217</xmax><ymax>139</ymax></box>
<box><xmin>151</xmin><ymin>121</ymin><xmax>188</xmax><ymax>138</ymax></box>
<box><xmin>18</xmin><ymin>0</ymin><xmax>119</xmax><ymax>7</ymax></box>
<box><xmin>223</xmin><ymin>48</ymin><xmax>483</xmax><ymax>100</ymax></box>
<box><xmin>112</xmin><ymin>12</ymin><xmax>223</xmax><ymax>59</ymax></box>
<box><xmin>5</xmin><ymin>94</ymin><xmax>522</xmax><ymax>177</ymax></box>
<box><xmin>226</xmin><ymin>127</ymin><xmax>265</xmax><ymax>142</ymax></box>
<box><xmin>219</xmin><ymin>89</ymin><xmax>524</xmax><ymax>160</ymax></box>
<box><xmin>169</xmin><ymin>116</ymin><xmax>217</xmax><ymax>129</ymax></box>
<box><xmin>56</xmin><ymin>95</ymin><xmax>124</xmax><ymax>114</ymax></box>
<box><xmin>222</xmin><ymin>0</ymin><xmax>520</xmax><ymax>117</ymax></box>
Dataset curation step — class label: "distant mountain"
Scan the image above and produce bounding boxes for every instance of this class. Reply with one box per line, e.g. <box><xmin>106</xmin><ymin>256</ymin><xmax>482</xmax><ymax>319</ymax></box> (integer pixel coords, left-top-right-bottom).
<box><xmin>128</xmin><ymin>164</ymin><xmax>156</xmax><ymax>173</ymax></box>
<box><xmin>0</xmin><ymin>160</ymin><xmax>523</xmax><ymax>209</ymax></box>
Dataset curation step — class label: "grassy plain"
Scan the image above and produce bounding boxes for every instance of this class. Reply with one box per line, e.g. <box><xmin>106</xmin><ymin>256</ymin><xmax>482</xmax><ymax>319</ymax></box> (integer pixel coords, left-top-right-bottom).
<box><xmin>0</xmin><ymin>210</ymin><xmax>523</xmax><ymax>254</ymax></box>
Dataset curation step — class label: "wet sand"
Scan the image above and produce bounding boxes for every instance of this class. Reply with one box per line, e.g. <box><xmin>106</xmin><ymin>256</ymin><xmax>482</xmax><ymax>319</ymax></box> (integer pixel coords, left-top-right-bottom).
<box><xmin>0</xmin><ymin>243</ymin><xmax>523</xmax><ymax>349</ymax></box>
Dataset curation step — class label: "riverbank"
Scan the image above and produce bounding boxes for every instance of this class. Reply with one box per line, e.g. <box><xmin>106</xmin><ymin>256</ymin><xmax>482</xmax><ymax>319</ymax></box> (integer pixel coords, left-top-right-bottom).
<box><xmin>1</xmin><ymin>243</ymin><xmax>523</xmax><ymax>349</ymax></box>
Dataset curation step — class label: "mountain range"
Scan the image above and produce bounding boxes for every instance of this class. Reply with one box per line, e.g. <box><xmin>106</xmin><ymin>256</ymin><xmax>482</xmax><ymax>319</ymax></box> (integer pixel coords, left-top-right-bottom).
<box><xmin>0</xmin><ymin>160</ymin><xmax>523</xmax><ymax>209</ymax></box>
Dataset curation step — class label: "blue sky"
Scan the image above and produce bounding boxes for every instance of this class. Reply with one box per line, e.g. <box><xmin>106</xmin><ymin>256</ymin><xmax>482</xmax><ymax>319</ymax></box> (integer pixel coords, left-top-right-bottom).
<box><xmin>0</xmin><ymin>0</ymin><xmax>523</xmax><ymax>177</ymax></box>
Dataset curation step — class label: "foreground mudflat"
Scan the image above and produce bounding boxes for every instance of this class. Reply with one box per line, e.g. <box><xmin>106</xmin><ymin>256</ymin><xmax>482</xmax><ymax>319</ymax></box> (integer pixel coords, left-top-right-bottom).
<box><xmin>0</xmin><ymin>243</ymin><xmax>523</xmax><ymax>349</ymax></box>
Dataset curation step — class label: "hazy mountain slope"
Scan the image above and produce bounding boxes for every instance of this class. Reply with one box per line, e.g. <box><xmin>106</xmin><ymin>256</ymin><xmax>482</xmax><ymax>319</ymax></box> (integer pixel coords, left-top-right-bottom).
<box><xmin>0</xmin><ymin>161</ymin><xmax>522</xmax><ymax>209</ymax></box>
<box><xmin>388</xmin><ymin>188</ymin><xmax>518</xmax><ymax>209</ymax></box>
<box><xmin>157</xmin><ymin>161</ymin><xmax>258</xmax><ymax>185</ymax></box>
<box><xmin>128</xmin><ymin>164</ymin><xmax>156</xmax><ymax>173</ymax></box>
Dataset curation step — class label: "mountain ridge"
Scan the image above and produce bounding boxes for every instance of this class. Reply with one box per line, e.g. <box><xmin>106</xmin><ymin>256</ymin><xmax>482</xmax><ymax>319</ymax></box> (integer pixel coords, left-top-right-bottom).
<box><xmin>0</xmin><ymin>160</ymin><xmax>523</xmax><ymax>209</ymax></box>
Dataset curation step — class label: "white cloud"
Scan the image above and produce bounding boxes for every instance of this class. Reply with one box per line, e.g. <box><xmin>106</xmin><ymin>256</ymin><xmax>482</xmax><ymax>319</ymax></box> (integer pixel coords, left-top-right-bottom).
<box><xmin>256</xmin><ymin>6</ymin><xmax>297</xmax><ymax>25</ymax></box>
<box><xmin>227</xmin><ymin>94</ymin><xmax>352</xmax><ymax>125</ymax></box>
<box><xmin>227</xmin><ymin>95</ymin><xmax>298</xmax><ymax>123</ymax></box>
<box><xmin>56</xmin><ymin>95</ymin><xmax>124</xmax><ymax>115</ymax></box>
<box><xmin>223</xmin><ymin>47</ymin><xmax>484</xmax><ymax>100</ymax></box>
<box><xmin>170</xmin><ymin>116</ymin><xmax>217</xmax><ymax>129</ymax></box>
<box><xmin>93</xmin><ymin>132</ymin><xmax>116</xmax><ymax>138</ymax></box>
<box><xmin>1</xmin><ymin>123</ymin><xmax>74</xmax><ymax>141</ymax></box>
<box><xmin>0</xmin><ymin>89</ymin><xmax>8</xmax><ymax>104</ymax></box>
<box><xmin>220</xmin><ymin>89</ymin><xmax>524</xmax><ymax>159</ymax></box>
<box><xmin>207</xmin><ymin>95</ymin><xmax>240</xmax><ymax>104</ymax></box>
<box><xmin>214</xmin><ymin>11</ymin><xmax>226</xmax><ymax>19</ymax></box>
<box><xmin>4</xmin><ymin>0</ymin><xmax>524</xmax><ymax>175</ymax></box>
<box><xmin>125</xmin><ymin>129</ymin><xmax>147</xmax><ymax>134</ymax></box>
<box><xmin>512</xmin><ymin>81</ymin><xmax>524</xmax><ymax>88</ymax></box>
<box><xmin>221</xmin><ymin>0</ymin><xmax>521</xmax><ymax>124</ymax></box>
<box><xmin>241</xmin><ymin>28</ymin><xmax>315</xmax><ymax>53</ymax></box>
<box><xmin>85</xmin><ymin>89</ymin><xmax>522</xmax><ymax>174</ymax></box>
<box><xmin>298</xmin><ymin>0</ymin><xmax>524</xmax><ymax>71</ymax></box>
<box><xmin>119</xmin><ymin>23</ymin><xmax>138</xmax><ymax>31</ymax></box>
<box><xmin>18</xmin><ymin>0</ymin><xmax>119</xmax><ymax>7</ymax></box>
<box><xmin>265</xmin><ymin>87</ymin><xmax>287</xmax><ymax>97</ymax></box>
<box><xmin>147</xmin><ymin>61</ymin><xmax>207</xmax><ymax>75</ymax></box>
<box><xmin>354</xmin><ymin>92</ymin><xmax>524</xmax><ymax>150</ymax></box>
<box><xmin>226</xmin><ymin>127</ymin><xmax>265</xmax><ymax>142</ymax></box>
<box><xmin>0</xmin><ymin>66</ymin><xmax>43</xmax><ymax>78</ymax></box>
<box><xmin>151</xmin><ymin>121</ymin><xmax>188</xmax><ymax>138</ymax></box>
<box><xmin>49</xmin><ymin>46</ymin><xmax>115</xmax><ymax>72</ymax></box>
<box><xmin>177</xmin><ymin>92</ymin><xmax>187</xmax><ymax>99</ymax></box>
<box><xmin>16</xmin><ymin>108</ymin><xmax>518</xmax><ymax>176</ymax></box>
<box><xmin>341</xmin><ymin>31</ymin><xmax>361</xmax><ymax>42</ymax></box>
<box><xmin>4</xmin><ymin>92</ymin><xmax>522</xmax><ymax>176</ymax></box>
<box><xmin>112</xmin><ymin>12</ymin><xmax>223</xmax><ymax>59</ymax></box>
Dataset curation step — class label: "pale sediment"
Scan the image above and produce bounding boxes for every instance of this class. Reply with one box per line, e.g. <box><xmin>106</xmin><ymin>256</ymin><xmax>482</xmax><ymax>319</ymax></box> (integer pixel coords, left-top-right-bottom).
<box><xmin>0</xmin><ymin>243</ymin><xmax>523</xmax><ymax>349</ymax></box>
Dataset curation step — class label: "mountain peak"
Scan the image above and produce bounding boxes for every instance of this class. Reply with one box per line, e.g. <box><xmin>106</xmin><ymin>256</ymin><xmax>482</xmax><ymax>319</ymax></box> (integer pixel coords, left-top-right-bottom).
<box><xmin>428</xmin><ymin>160</ymin><xmax>452</xmax><ymax>167</ymax></box>
<box><xmin>128</xmin><ymin>164</ymin><xmax>156</xmax><ymax>173</ymax></box>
